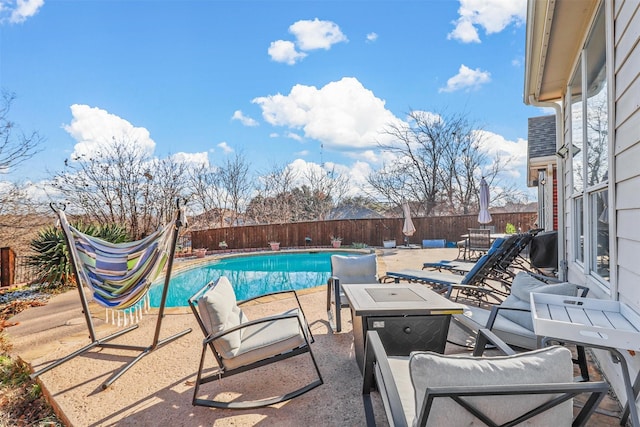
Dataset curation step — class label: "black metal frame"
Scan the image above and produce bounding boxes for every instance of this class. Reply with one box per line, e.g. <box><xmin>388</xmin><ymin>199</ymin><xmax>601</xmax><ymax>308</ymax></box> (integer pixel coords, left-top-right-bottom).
<box><xmin>188</xmin><ymin>282</ymin><xmax>323</xmax><ymax>409</ymax></box>
<box><xmin>363</xmin><ymin>329</ymin><xmax>609</xmax><ymax>427</ymax></box>
<box><xmin>327</xmin><ymin>276</ymin><xmax>349</xmax><ymax>332</ymax></box>
<box><xmin>30</xmin><ymin>200</ymin><xmax>192</xmax><ymax>389</ymax></box>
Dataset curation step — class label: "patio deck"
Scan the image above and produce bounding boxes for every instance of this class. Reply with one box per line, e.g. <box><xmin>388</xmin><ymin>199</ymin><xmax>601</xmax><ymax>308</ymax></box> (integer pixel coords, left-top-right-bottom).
<box><xmin>6</xmin><ymin>248</ymin><xmax>625</xmax><ymax>426</ymax></box>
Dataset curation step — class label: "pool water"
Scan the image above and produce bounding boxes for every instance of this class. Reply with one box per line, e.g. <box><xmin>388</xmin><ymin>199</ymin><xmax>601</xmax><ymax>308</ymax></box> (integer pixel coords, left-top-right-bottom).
<box><xmin>148</xmin><ymin>251</ymin><xmax>363</xmax><ymax>307</ymax></box>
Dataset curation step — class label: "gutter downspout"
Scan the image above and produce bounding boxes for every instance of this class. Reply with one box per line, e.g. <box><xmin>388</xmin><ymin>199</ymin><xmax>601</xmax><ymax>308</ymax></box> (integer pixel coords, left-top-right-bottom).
<box><xmin>528</xmin><ymin>96</ymin><xmax>567</xmax><ymax>281</ymax></box>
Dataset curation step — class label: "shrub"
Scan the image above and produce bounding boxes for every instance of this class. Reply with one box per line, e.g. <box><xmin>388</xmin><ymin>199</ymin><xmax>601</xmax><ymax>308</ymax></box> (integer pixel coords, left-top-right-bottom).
<box><xmin>505</xmin><ymin>223</ymin><xmax>517</xmax><ymax>234</ymax></box>
<box><xmin>27</xmin><ymin>222</ymin><xmax>130</xmax><ymax>288</ymax></box>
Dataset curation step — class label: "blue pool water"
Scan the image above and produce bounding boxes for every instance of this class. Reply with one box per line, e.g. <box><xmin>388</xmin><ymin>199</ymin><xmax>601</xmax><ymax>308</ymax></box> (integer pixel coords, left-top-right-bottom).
<box><xmin>148</xmin><ymin>251</ymin><xmax>364</xmax><ymax>307</ymax></box>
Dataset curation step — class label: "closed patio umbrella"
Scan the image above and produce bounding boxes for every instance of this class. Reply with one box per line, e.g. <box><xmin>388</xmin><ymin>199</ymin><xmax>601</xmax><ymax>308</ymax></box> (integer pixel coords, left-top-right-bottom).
<box><xmin>478</xmin><ymin>177</ymin><xmax>492</xmax><ymax>226</ymax></box>
<box><xmin>402</xmin><ymin>201</ymin><xmax>416</xmax><ymax>245</ymax></box>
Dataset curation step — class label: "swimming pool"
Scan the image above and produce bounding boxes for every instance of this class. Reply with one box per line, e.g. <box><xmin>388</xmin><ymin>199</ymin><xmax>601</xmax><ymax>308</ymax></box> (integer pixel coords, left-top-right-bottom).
<box><xmin>148</xmin><ymin>250</ymin><xmax>367</xmax><ymax>307</ymax></box>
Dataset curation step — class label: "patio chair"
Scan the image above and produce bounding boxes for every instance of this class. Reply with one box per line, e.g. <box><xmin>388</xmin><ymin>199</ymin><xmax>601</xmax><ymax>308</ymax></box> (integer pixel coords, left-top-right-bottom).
<box><xmin>424</xmin><ymin>230</ymin><xmax>543</xmax><ymax>289</ymax></box>
<box><xmin>362</xmin><ymin>328</ymin><xmax>608</xmax><ymax>427</ymax></box>
<box><xmin>453</xmin><ymin>271</ymin><xmax>591</xmax><ymax>381</ymax></box>
<box><xmin>382</xmin><ymin>239</ymin><xmax>510</xmax><ymax>304</ymax></box>
<box><xmin>188</xmin><ymin>276</ymin><xmax>323</xmax><ymax>409</ymax></box>
<box><xmin>30</xmin><ymin>200</ymin><xmax>192</xmax><ymax>389</ymax></box>
<box><xmin>423</xmin><ymin>234</ymin><xmax>519</xmax><ymax>274</ymax></box>
<box><xmin>327</xmin><ymin>253</ymin><xmax>378</xmax><ymax>333</ymax></box>
<box><xmin>467</xmin><ymin>228</ymin><xmax>491</xmax><ymax>260</ymax></box>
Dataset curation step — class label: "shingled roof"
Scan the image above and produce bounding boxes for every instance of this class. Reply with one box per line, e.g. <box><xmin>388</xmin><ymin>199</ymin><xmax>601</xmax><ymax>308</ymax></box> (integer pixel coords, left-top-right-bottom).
<box><xmin>528</xmin><ymin>115</ymin><xmax>556</xmax><ymax>159</ymax></box>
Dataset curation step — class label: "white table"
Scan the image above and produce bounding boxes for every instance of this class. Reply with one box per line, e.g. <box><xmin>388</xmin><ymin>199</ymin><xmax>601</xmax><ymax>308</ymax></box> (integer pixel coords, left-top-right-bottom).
<box><xmin>531</xmin><ymin>293</ymin><xmax>640</xmax><ymax>426</ymax></box>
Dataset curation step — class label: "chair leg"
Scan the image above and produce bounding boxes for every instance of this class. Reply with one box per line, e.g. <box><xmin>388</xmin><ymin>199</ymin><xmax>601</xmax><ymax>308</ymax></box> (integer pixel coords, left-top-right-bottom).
<box><xmin>575</xmin><ymin>345</ymin><xmax>590</xmax><ymax>382</ymax></box>
<box><xmin>327</xmin><ymin>278</ymin><xmax>341</xmax><ymax>333</ymax></box>
<box><xmin>334</xmin><ymin>279</ymin><xmax>342</xmax><ymax>333</ymax></box>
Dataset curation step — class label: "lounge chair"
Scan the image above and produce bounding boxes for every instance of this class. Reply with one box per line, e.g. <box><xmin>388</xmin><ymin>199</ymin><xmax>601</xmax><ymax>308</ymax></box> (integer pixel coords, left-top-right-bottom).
<box><xmin>424</xmin><ymin>230</ymin><xmax>541</xmax><ymax>280</ymax></box>
<box><xmin>30</xmin><ymin>200</ymin><xmax>192</xmax><ymax>389</ymax></box>
<box><xmin>362</xmin><ymin>328</ymin><xmax>608</xmax><ymax>426</ymax></box>
<box><xmin>382</xmin><ymin>239</ymin><xmax>511</xmax><ymax>304</ymax></box>
<box><xmin>188</xmin><ymin>276</ymin><xmax>323</xmax><ymax>409</ymax></box>
<box><xmin>327</xmin><ymin>253</ymin><xmax>378</xmax><ymax>333</ymax></box>
<box><xmin>453</xmin><ymin>271</ymin><xmax>591</xmax><ymax>381</ymax></box>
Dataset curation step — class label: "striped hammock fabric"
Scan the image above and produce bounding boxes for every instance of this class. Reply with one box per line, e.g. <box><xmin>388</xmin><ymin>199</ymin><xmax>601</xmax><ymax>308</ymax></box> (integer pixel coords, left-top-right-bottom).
<box><xmin>58</xmin><ymin>211</ymin><xmax>177</xmax><ymax>315</ymax></box>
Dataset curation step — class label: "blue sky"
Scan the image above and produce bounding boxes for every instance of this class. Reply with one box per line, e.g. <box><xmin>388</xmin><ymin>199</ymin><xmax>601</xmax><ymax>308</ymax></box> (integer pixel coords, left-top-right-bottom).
<box><xmin>1</xmin><ymin>0</ymin><xmax>543</xmax><ymax>200</ymax></box>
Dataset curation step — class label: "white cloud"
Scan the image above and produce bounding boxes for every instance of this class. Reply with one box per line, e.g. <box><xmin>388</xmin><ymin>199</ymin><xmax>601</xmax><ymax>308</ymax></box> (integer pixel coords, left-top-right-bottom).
<box><xmin>63</xmin><ymin>104</ymin><xmax>155</xmax><ymax>160</ymax></box>
<box><xmin>231</xmin><ymin>110</ymin><xmax>259</xmax><ymax>127</ymax></box>
<box><xmin>171</xmin><ymin>152</ymin><xmax>209</xmax><ymax>167</ymax></box>
<box><xmin>289</xmin><ymin>18</ymin><xmax>347</xmax><ymax>51</ymax></box>
<box><xmin>1</xmin><ymin>0</ymin><xmax>44</xmax><ymax>24</ymax></box>
<box><xmin>252</xmin><ymin>77</ymin><xmax>403</xmax><ymax>154</ymax></box>
<box><xmin>476</xmin><ymin>130</ymin><xmax>528</xmax><ymax>180</ymax></box>
<box><xmin>217</xmin><ymin>142</ymin><xmax>234</xmax><ymax>154</ymax></box>
<box><xmin>285</xmin><ymin>131</ymin><xmax>303</xmax><ymax>142</ymax></box>
<box><xmin>439</xmin><ymin>64</ymin><xmax>491</xmax><ymax>93</ymax></box>
<box><xmin>448</xmin><ymin>0</ymin><xmax>526</xmax><ymax>43</ymax></box>
<box><xmin>268</xmin><ymin>40</ymin><xmax>307</xmax><ymax>65</ymax></box>
<box><xmin>269</xmin><ymin>19</ymin><xmax>347</xmax><ymax>64</ymax></box>
<box><xmin>366</xmin><ymin>32</ymin><xmax>378</xmax><ymax>42</ymax></box>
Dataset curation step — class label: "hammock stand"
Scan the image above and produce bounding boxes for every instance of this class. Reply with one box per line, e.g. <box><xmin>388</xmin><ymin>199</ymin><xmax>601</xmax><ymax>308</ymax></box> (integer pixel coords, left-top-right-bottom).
<box><xmin>30</xmin><ymin>200</ymin><xmax>192</xmax><ymax>390</ymax></box>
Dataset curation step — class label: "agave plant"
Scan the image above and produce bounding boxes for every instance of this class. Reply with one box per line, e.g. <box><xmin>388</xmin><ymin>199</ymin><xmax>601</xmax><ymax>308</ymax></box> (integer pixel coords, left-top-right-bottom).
<box><xmin>27</xmin><ymin>222</ymin><xmax>130</xmax><ymax>288</ymax></box>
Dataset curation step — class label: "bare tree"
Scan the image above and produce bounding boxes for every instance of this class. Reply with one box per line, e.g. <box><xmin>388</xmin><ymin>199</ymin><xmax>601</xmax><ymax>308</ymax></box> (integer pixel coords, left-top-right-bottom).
<box><xmin>218</xmin><ymin>152</ymin><xmax>252</xmax><ymax>226</ymax></box>
<box><xmin>186</xmin><ymin>152</ymin><xmax>252</xmax><ymax>228</ymax></box>
<box><xmin>0</xmin><ymin>91</ymin><xmax>43</xmax><ymax>174</ymax></box>
<box><xmin>370</xmin><ymin>109</ymin><xmax>526</xmax><ymax>216</ymax></box>
<box><xmin>245</xmin><ymin>164</ymin><xmax>297</xmax><ymax>224</ymax></box>
<box><xmin>51</xmin><ymin>136</ymin><xmax>187</xmax><ymax>238</ymax></box>
<box><xmin>299</xmin><ymin>165</ymin><xmax>348</xmax><ymax>220</ymax></box>
<box><xmin>0</xmin><ymin>91</ymin><xmax>46</xmax><ymax>251</ymax></box>
<box><xmin>371</xmin><ymin>110</ymin><xmax>466</xmax><ymax>215</ymax></box>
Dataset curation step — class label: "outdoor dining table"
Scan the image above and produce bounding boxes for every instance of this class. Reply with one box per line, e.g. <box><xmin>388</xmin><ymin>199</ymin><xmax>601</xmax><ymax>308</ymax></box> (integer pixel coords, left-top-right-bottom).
<box><xmin>531</xmin><ymin>292</ymin><xmax>640</xmax><ymax>427</ymax></box>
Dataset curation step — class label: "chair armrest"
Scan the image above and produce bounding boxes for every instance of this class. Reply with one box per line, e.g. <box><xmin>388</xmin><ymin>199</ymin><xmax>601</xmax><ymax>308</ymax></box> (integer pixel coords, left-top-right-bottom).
<box><xmin>444</xmin><ymin>284</ymin><xmax>499</xmax><ymax>303</ymax></box>
<box><xmin>473</xmin><ymin>328</ymin><xmax>517</xmax><ymax>356</ymax></box>
<box><xmin>238</xmin><ymin>289</ymin><xmax>300</xmax><ymax>306</ymax></box>
<box><xmin>485</xmin><ymin>305</ymin><xmax>532</xmax><ymax>331</ymax></box>
<box><xmin>362</xmin><ymin>330</ymin><xmax>409</xmax><ymax>427</ymax></box>
<box><xmin>203</xmin><ymin>312</ymin><xmax>306</xmax><ymax>346</ymax></box>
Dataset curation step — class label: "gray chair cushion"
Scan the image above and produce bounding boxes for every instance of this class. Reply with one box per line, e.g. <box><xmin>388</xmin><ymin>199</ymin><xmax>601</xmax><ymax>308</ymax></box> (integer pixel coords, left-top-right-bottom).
<box><xmin>222</xmin><ymin>308</ymin><xmax>306</xmax><ymax>370</ymax></box>
<box><xmin>408</xmin><ymin>346</ymin><xmax>574</xmax><ymax>426</ymax></box>
<box><xmin>500</xmin><ymin>273</ymin><xmax>577</xmax><ymax>331</ymax></box>
<box><xmin>197</xmin><ymin>276</ymin><xmax>249</xmax><ymax>358</ymax></box>
<box><xmin>454</xmin><ymin>307</ymin><xmax>538</xmax><ymax>350</ymax></box>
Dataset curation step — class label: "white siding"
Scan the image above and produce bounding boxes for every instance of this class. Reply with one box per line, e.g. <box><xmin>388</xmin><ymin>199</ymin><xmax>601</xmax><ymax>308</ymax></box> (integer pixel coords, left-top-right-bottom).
<box><xmin>600</xmin><ymin>0</ymin><xmax>640</xmax><ymax>409</ymax></box>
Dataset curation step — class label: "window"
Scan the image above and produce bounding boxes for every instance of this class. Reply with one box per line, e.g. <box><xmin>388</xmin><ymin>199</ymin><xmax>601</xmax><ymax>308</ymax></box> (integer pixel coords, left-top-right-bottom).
<box><xmin>568</xmin><ymin>4</ymin><xmax>609</xmax><ymax>283</ymax></box>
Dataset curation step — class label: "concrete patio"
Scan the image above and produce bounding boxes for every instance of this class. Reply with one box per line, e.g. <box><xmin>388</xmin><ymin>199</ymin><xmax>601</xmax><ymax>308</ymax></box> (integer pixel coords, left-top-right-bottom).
<box><xmin>6</xmin><ymin>248</ymin><xmax>625</xmax><ymax>426</ymax></box>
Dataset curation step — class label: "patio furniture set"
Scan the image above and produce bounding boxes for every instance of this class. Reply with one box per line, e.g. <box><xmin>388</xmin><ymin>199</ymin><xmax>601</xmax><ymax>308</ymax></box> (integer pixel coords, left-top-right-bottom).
<box><xmin>28</xmin><ymin>205</ymin><xmax>640</xmax><ymax>426</ymax></box>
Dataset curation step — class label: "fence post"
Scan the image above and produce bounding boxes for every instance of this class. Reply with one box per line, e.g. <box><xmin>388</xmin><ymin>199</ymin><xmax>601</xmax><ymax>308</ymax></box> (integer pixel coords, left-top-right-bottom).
<box><xmin>1</xmin><ymin>247</ymin><xmax>16</xmax><ymax>288</ymax></box>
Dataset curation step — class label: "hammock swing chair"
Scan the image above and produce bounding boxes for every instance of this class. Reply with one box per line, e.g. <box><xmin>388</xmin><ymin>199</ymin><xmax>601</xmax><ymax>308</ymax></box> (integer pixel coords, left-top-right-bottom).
<box><xmin>30</xmin><ymin>200</ymin><xmax>192</xmax><ymax>389</ymax></box>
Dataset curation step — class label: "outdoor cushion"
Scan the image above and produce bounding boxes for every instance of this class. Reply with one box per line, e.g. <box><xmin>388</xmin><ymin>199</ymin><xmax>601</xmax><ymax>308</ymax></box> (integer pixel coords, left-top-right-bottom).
<box><xmin>500</xmin><ymin>273</ymin><xmax>576</xmax><ymax>331</ymax></box>
<box><xmin>222</xmin><ymin>308</ymin><xmax>306</xmax><ymax>370</ymax></box>
<box><xmin>455</xmin><ymin>307</ymin><xmax>537</xmax><ymax>350</ymax></box>
<box><xmin>330</xmin><ymin>253</ymin><xmax>378</xmax><ymax>284</ymax></box>
<box><xmin>408</xmin><ymin>345</ymin><xmax>574</xmax><ymax>426</ymax></box>
<box><xmin>197</xmin><ymin>276</ymin><xmax>249</xmax><ymax>358</ymax></box>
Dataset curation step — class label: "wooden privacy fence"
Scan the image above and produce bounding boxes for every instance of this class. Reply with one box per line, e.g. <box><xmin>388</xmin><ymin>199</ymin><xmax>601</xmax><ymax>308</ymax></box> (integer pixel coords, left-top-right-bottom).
<box><xmin>191</xmin><ymin>212</ymin><xmax>538</xmax><ymax>251</ymax></box>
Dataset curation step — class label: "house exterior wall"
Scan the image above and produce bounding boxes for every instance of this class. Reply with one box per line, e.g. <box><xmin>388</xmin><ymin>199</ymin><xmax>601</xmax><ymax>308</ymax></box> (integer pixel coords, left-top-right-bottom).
<box><xmin>556</xmin><ymin>0</ymin><xmax>640</xmax><ymax>410</ymax></box>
